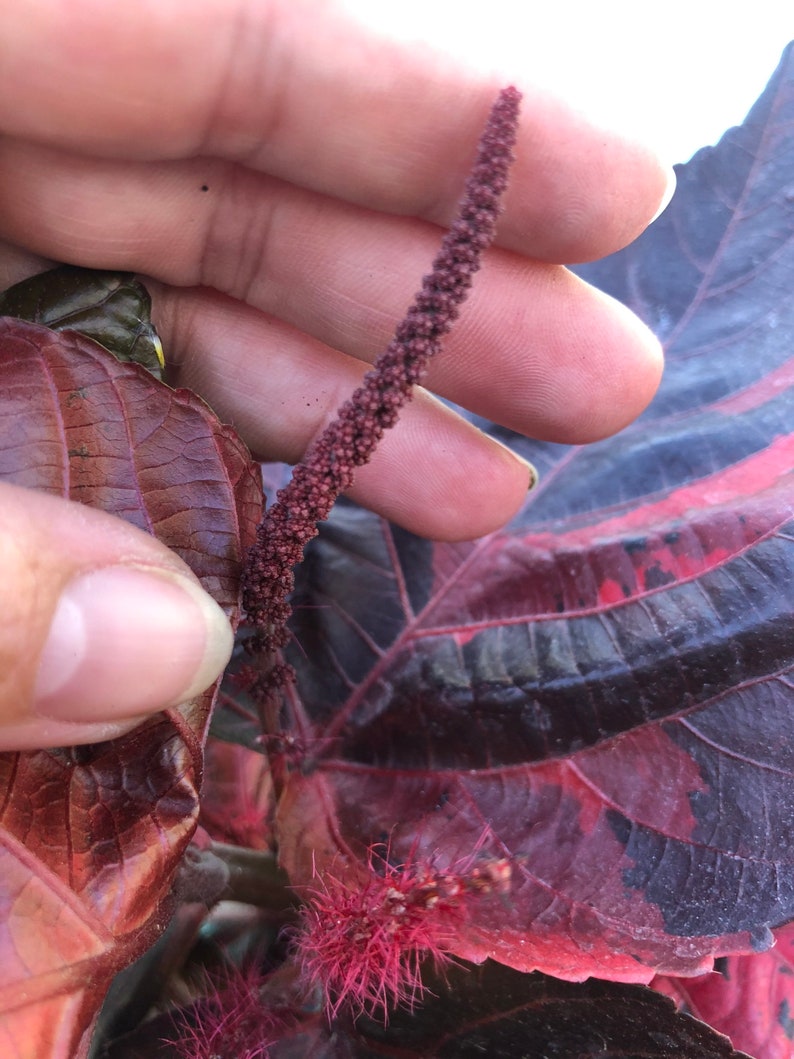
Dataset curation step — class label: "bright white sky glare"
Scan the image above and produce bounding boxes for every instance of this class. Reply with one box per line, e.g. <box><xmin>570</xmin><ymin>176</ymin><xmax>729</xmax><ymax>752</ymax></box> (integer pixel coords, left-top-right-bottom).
<box><xmin>343</xmin><ymin>0</ymin><xmax>793</xmax><ymax>165</ymax></box>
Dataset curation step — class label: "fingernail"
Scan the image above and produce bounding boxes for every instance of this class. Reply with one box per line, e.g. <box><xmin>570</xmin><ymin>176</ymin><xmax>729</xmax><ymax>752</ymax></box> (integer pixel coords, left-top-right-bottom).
<box><xmin>650</xmin><ymin>166</ymin><xmax>677</xmax><ymax>224</ymax></box>
<box><xmin>499</xmin><ymin>442</ymin><xmax>538</xmax><ymax>491</ymax></box>
<box><xmin>34</xmin><ymin>566</ymin><xmax>233</xmax><ymax>722</ymax></box>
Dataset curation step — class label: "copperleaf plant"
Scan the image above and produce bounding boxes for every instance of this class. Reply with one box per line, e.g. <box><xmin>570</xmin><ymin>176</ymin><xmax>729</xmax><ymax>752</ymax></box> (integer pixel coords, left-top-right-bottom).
<box><xmin>216</xmin><ymin>43</ymin><xmax>794</xmax><ymax>1056</ymax></box>
<box><xmin>227</xmin><ymin>37</ymin><xmax>794</xmax><ymax>972</ymax></box>
<box><xmin>0</xmin><ymin>41</ymin><xmax>790</xmax><ymax>1059</ymax></box>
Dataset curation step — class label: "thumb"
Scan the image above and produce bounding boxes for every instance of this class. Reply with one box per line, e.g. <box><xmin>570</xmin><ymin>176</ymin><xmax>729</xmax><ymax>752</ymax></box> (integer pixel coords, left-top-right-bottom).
<box><xmin>0</xmin><ymin>482</ymin><xmax>234</xmax><ymax>750</ymax></box>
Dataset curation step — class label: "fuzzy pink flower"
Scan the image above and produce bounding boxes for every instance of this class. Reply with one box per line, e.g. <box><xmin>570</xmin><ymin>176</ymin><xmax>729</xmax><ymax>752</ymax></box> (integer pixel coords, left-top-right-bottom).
<box><xmin>164</xmin><ymin>961</ymin><xmax>280</xmax><ymax>1059</ymax></box>
<box><xmin>242</xmin><ymin>87</ymin><xmax>522</xmax><ymax>678</ymax></box>
<box><xmin>293</xmin><ymin>858</ymin><xmax>461</xmax><ymax>1021</ymax></box>
<box><xmin>293</xmin><ymin>842</ymin><xmax>513</xmax><ymax>1022</ymax></box>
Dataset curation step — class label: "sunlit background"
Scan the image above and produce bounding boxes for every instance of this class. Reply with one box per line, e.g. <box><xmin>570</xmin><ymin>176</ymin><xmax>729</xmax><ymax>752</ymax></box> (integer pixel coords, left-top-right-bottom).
<box><xmin>342</xmin><ymin>0</ymin><xmax>792</xmax><ymax>165</ymax></box>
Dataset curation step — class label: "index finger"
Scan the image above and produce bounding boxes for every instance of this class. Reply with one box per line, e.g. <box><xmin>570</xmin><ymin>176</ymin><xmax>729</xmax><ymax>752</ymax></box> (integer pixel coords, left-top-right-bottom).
<box><xmin>0</xmin><ymin>0</ymin><xmax>673</xmax><ymax>263</ymax></box>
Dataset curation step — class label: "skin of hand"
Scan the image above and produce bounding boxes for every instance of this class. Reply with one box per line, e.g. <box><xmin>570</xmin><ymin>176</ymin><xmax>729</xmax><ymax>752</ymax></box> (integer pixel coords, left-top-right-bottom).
<box><xmin>0</xmin><ymin>0</ymin><xmax>674</xmax><ymax>749</ymax></box>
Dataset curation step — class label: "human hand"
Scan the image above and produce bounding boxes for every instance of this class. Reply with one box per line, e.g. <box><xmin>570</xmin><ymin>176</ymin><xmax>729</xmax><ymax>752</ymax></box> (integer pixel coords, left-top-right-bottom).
<box><xmin>0</xmin><ymin>0</ymin><xmax>673</xmax><ymax>748</ymax></box>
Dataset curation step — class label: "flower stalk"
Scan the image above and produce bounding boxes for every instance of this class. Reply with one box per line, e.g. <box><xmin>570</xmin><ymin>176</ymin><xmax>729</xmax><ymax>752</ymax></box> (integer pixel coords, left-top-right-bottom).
<box><xmin>242</xmin><ymin>86</ymin><xmax>521</xmax><ymax>694</ymax></box>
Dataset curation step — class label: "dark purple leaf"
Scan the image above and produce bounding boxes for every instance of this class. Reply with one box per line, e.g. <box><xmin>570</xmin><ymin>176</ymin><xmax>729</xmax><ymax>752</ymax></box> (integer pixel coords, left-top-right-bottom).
<box><xmin>219</xmin><ymin>43</ymin><xmax>794</xmax><ymax>985</ymax></box>
<box><xmin>0</xmin><ymin>266</ymin><xmax>165</xmax><ymax>377</ymax></box>
<box><xmin>349</xmin><ymin>962</ymin><xmax>751</xmax><ymax>1058</ymax></box>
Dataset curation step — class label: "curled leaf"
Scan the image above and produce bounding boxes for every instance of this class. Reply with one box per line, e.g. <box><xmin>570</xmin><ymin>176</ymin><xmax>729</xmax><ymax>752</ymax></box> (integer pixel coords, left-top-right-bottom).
<box><xmin>0</xmin><ymin>265</ymin><xmax>165</xmax><ymax>377</ymax></box>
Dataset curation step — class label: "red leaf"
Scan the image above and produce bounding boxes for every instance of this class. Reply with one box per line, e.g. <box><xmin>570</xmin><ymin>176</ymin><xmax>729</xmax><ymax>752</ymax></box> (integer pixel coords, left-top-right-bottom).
<box><xmin>199</xmin><ymin>738</ymin><xmax>274</xmax><ymax>851</ymax></box>
<box><xmin>653</xmin><ymin>922</ymin><xmax>794</xmax><ymax>1059</ymax></box>
<box><xmin>0</xmin><ymin>319</ymin><xmax>262</xmax><ymax>1056</ymax></box>
<box><xmin>214</xmin><ymin>44</ymin><xmax>794</xmax><ymax>991</ymax></box>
